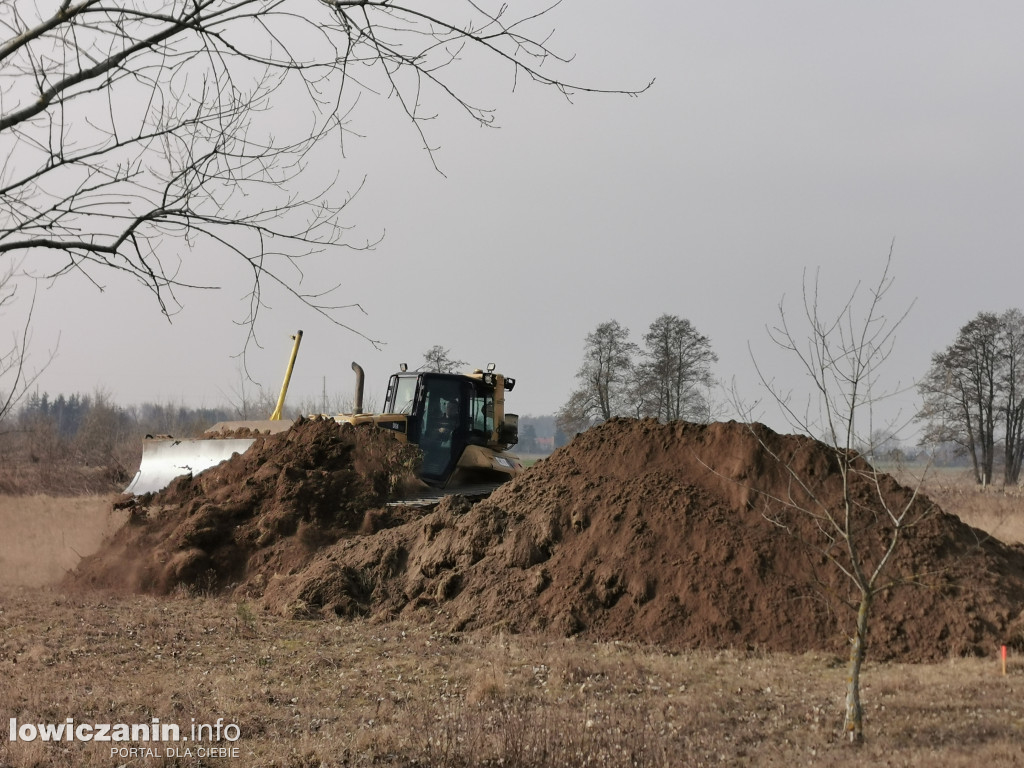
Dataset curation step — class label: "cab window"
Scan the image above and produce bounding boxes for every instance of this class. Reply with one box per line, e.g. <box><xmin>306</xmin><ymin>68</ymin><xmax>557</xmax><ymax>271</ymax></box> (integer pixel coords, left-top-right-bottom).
<box><xmin>421</xmin><ymin>377</ymin><xmax>464</xmax><ymax>438</ymax></box>
<box><xmin>469</xmin><ymin>386</ymin><xmax>494</xmax><ymax>439</ymax></box>
<box><xmin>385</xmin><ymin>375</ymin><xmax>417</xmax><ymax>415</ymax></box>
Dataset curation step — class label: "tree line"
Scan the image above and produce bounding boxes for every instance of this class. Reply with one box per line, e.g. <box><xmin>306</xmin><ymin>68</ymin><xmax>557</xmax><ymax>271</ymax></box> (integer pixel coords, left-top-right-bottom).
<box><xmin>557</xmin><ymin>307</ymin><xmax>1024</xmax><ymax>487</ymax></box>
<box><xmin>11</xmin><ymin>310</ymin><xmax>1024</xmax><ymax>487</ymax></box>
<box><xmin>918</xmin><ymin>309</ymin><xmax>1024</xmax><ymax>485</ymax></box>
<box><xmin>556</xmin><ymin>315</ymin><xmax>718</xmax><ymax>435</ymax></box>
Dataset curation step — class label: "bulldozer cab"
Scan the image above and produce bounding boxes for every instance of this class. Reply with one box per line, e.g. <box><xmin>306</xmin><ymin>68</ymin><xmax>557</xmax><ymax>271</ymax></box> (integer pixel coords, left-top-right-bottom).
<box><xmin>384</xmin><ymin>371</ymin><xmax>507</xmax><ymax>486</ymax></box>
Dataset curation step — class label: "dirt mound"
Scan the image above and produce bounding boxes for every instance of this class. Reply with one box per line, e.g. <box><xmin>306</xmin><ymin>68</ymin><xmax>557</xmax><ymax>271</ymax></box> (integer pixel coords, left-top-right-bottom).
<box><xmin>71</xmin><ymin>418</ymin><xmax>422</xmax><ymax>594</ymax></box>
<box><xmin>255</xmin><ymin>419</ymin><xmax>1024</xmax><ymax>662</ymax></box>
<box><xmin>71</xmin><ymin>418</ymin><xmax>1024</xmax><ymax>662</ymax></box>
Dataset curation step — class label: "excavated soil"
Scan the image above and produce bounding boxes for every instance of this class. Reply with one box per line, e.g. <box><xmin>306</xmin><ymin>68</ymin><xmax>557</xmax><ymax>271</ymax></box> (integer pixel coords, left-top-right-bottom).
<box><xmin>71</xmin><ymin>418</ymin><xmax>1024</xmax><ymax>662</ymax></box>
<box><xmin>72</xmin><ymin>418</ymin><xmax>423</xmax><ymax>595</ymax></box>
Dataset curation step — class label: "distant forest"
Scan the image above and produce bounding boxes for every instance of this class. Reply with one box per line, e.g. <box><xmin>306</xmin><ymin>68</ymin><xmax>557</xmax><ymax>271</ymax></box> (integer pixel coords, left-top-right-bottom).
<box><xmin>8</xmin><ymin>391</ymin><xmax>561</xmax><ymax>455</ymax></box>
<box><xmin>4</xmin><ymin>391</ymin><xmax>981</xmax><ymax>469</ymax></box>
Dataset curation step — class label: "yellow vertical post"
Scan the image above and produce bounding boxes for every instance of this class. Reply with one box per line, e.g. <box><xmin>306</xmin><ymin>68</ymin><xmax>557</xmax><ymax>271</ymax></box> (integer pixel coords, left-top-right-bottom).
<box><xmin>269</xmin><ymin>330</ymin><xmax>303</xmax><ymax>420</ymax></box>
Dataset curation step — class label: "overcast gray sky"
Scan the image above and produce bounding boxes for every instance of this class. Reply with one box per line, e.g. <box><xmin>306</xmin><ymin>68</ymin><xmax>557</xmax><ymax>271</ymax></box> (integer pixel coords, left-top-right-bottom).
<box><xmin>21</xmin><ymin>2</ymin><xmax>1024</xmax><ymax>437</ymax></box>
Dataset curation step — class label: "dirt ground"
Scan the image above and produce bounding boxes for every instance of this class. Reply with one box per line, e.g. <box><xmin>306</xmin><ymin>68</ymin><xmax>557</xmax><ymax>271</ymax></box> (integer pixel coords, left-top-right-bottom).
<box><xmin>2</xmin><ymin>584</ymin><xmax>1023</xmax><ymax>768</ymax></box>
<box><xmin>69</xmin><ymin>417</ymin><xmax>1024</xmax><ymax>663</ymax></box>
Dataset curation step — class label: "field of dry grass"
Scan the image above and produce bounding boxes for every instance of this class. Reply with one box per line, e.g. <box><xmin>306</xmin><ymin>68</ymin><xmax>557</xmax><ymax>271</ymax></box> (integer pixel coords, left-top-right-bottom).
<box><xmin>1</xmin><ymin>586</ymin><xmax>1022</xmax><ymax>768</ymax></box>
<box><xmin>0</xmin><ymin>495</ymin><xmax>127</xmax><ymax>588</ymax></box>
<box><xmin>0</xmin><ymin>473</ymin><xmax>1022</xmax><ymax>767</ymax></box>
<box><xmin>915</xmin><ymin>469</ymin><xmax>1024</xmax><ymax>546</ymax></box>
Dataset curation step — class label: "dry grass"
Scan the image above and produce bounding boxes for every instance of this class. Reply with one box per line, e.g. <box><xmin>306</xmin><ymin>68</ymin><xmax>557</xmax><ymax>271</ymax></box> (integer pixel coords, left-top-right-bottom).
<box><xmin>0</xmin><ymin>478</ymin><xmax>1022</xmax><ymax>768</ymax></box>
<box><xmin>0</xmin><ymin>585</ymin><xmax>1022</xmax><ymax>768</ymax></box>
<box><xmin>0</xmin><ymin>494</ymin><xmax>126</xmax><ymax>587</ymax></box>
<box><xmin>896</xmin><ymin>467</ymin><xmax>1024</xmax><ymax>545</ymax></box>
<box><xmin>0</xmin><ymin>431</ymin><xmax>133</xmax><ymax>496</ymax></box>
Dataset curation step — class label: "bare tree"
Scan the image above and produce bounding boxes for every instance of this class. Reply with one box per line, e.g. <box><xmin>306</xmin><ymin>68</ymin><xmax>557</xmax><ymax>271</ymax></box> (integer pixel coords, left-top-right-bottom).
<box><xmin>918</xmin><ymin>312</ymin><xmax>1003</xmax><ymax>485</ymax></box>
<box><xmin>744</xmin><ymin>252</ymin><xmax>932</xmax><ymax>743</ymax></box>
<box><xmin>554</xmin><ymin>387</ymin><xmax>595</xmax><ymax>437</ymax></box>
<box><xmin>634</xmin><ymin>313</ymin><xmax>717</xmax><ymax>423</ymax></box>
<box><xmin>557</xmin><ymin>320</ymin><xmax>638</xmax><ymax>432</ymax></box>
<box><xmin>420</xmin><ymin>345</ymin><xmax>467</xmax><ymax>373</ymax></box>
<box><xmin>0</xmin><ymin>1</ymin><xmax>648</xmax><ymax>343</ymax></box>
<box><xmin>1000</xmin><ymin>309</ymin><xmax>1024</xmax><ymax>484</ymax></box>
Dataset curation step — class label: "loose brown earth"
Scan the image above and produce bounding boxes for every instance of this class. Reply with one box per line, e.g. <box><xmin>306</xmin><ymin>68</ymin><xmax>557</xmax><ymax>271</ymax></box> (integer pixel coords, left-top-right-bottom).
<box><xmin>71</xmin><ymin>417</ymin><xmax>1024</xmax><ymax>663</ymax></box>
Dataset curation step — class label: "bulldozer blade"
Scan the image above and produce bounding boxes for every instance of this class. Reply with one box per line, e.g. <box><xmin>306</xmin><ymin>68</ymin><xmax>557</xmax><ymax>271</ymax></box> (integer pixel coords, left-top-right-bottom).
<box><xmin>125</xmin><ymin>437</ymin><xmax>256</xmax><ymax>495</ymax></box>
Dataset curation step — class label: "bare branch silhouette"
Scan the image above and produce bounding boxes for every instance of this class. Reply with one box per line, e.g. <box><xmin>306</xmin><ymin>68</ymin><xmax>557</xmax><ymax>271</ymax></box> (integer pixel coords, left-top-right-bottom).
<box><xmin>0</xmin><ymin>0</ymin><xmax>651</xmax><ymax>343</ymax></box>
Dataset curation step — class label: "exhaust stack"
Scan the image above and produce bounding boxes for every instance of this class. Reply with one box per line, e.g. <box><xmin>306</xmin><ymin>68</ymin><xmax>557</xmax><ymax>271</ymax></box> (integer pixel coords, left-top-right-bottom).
<box><xmin>351</xmin><ymin>362</ymin><xmax>365</xmax><ymax>414</ymax></box>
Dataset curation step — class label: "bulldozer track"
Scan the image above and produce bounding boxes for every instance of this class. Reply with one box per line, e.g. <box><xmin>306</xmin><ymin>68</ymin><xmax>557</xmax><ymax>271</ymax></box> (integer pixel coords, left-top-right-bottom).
<box><xmin>386</xmin><ymin>482</ymin><xmax>504</xmax><ymax>508</ymax></box>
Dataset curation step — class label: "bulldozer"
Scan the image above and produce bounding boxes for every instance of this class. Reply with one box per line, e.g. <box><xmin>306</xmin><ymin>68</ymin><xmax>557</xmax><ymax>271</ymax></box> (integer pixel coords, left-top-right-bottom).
<box><xmin>125</xmin><ymin>331</ymin><xmax>524</xmax><ymax>502</ymax></box>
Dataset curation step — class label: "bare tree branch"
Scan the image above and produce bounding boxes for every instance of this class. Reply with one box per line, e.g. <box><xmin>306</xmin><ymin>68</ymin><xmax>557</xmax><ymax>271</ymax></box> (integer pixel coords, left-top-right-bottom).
<box><xmin>0</xmin><ymin>263</ymin><xmax>57</xmax><ymax>424</ymax></box>
<box><xmin>0</xmin><ymin>0</ymin><xmax>650</xmax><ymax>347</ymax></box>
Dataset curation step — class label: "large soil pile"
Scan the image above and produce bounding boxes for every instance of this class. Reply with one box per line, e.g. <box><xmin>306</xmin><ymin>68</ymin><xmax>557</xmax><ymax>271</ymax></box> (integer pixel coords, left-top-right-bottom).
<box><xmin>72</xmin><ymin>418</ymin><xmax>422</xmax><ymax>594</ymax></box>
<box><xmin>72</xmin><ymin>418</ymin><xmax>1024</xmax><ymax>662</ymax></box>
